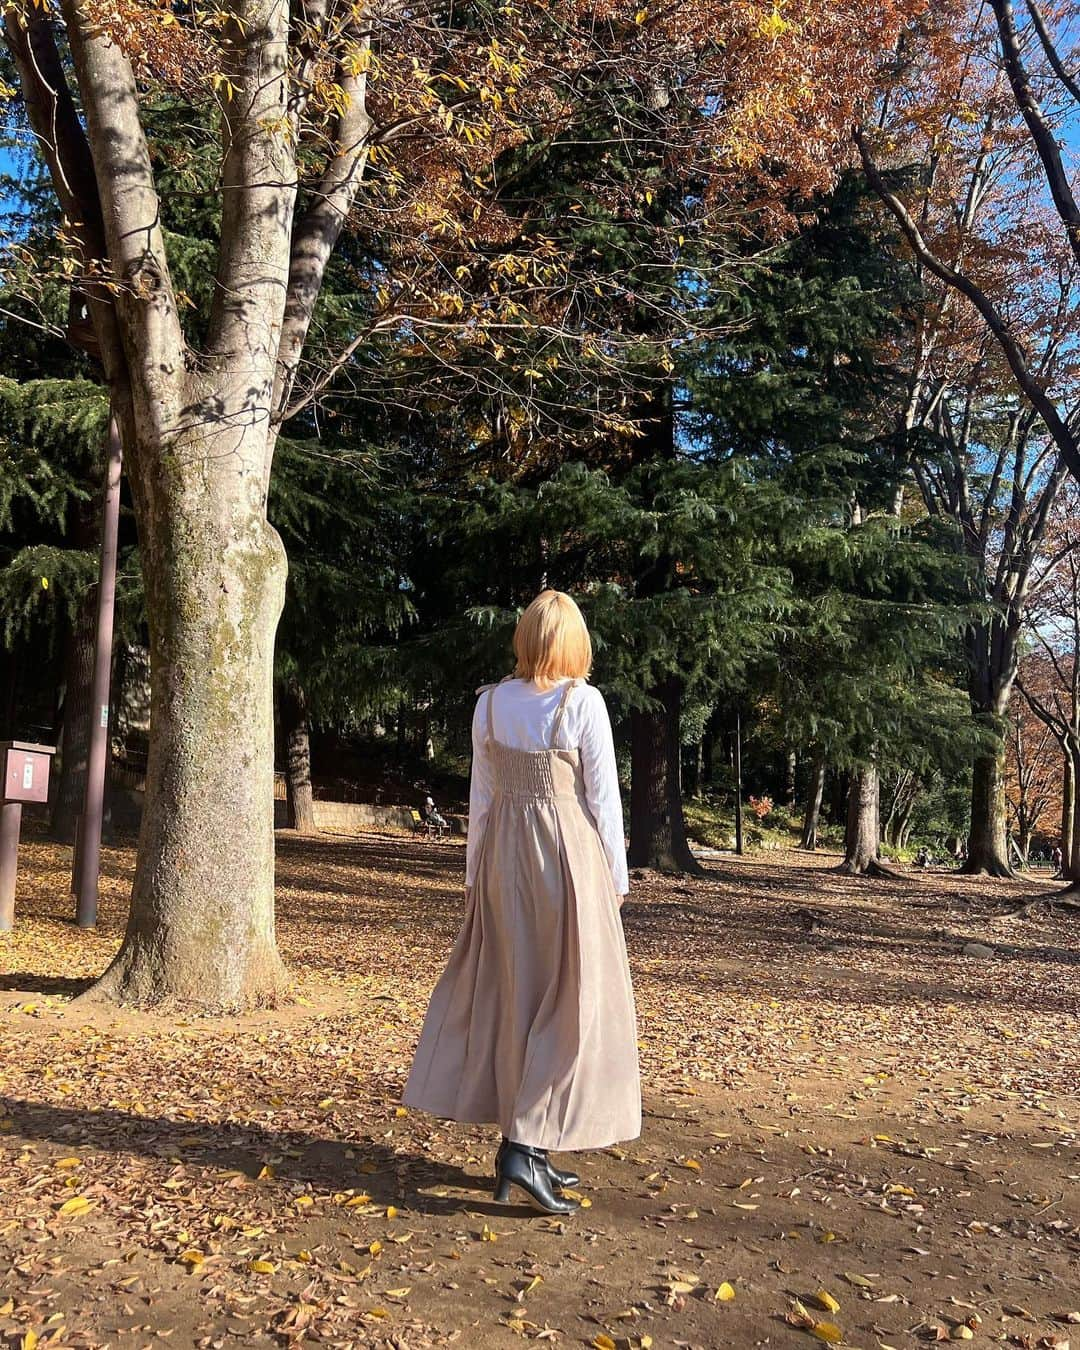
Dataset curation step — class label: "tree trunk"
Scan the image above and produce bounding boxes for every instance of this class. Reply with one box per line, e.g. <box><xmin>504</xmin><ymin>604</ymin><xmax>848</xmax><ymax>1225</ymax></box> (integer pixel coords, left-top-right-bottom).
<box><xmin>800</xmin><ymin>757</ymin><xmax>826</xmax><ymax>850</ymax></box>
<box><xmin>1061</xmin><ymin>751</ymin><xmax>1074</xmax><ymax>878</ymax></box>
<box><xmin>964</xmin><ymin>742</ymin><xmax>1014</xmax><ymax>877</ymax></box>
<box><xmin>785</xmin><ymin>750</ymin><xmax>797</xmax><ymax>814</ymax></box>
<box><xmin>629</xmin><ymin>675</ymin><xmax>702</xmax><ymax>874</ymax></box>
<box><xmin>88</xmin><ymin>454</ymin><xmax>289</xmax><ymax>1009</ymax></box>
<box><xmin>1068</xmin><ymin>743</ymin><xmax>1080</xmax><ymax>884</ymax></box>
<box><xmin>838</xmin><ymin>764</ymin><xmax>885</xmax><ymax>875</ymax></box>
<box><xmin>733</xmin><ymin>710</ymin><xmax>743</xmax><ymax>856</ymax></box>
<box><xmin>281</xmin><ymin>679</ymin><xmax>317</xmax><ymax>834</ymax></box>
<box><xmin>50</xmin><ymin>586</ymin><xmax>97</xmax><ymax>844</ymax></box>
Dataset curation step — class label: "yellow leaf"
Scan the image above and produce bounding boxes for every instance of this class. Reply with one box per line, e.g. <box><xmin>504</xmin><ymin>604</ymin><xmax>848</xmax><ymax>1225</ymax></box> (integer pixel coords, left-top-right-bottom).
<box><xmin>249</xmin><ymin>1259</ymin><xmax>277</xmax><ymax>1274</ymax></box>
<box><xmin>294</xmin><ymin>1195</ymin><xmax>313</xmax><ymax>1208</ymax></box>
<box><xmin>257</xmin><ymin>1164</ymin><xmax>275</xmax><ymax>1180</ymax></box>
<box><xmin>386</xmin><ymin>1205</ymin><xmax>398</xmax><ymax>1219</ymax></box>
<box><xmin>814</xmin><ymin>1290</ymin><xmax>841</xmax><ymax>1314</ymax></box>
<box><xmin>634</xmin><ymin>7</ymin><xmax>647</xmax><ymax>21</ymax></box>
<box><xmin>21</xmin><ymin>1333</ymin><xmax>38</xmax><ymax>1350</ymax></box>
<box><xmin>296</xmin><ymin>1250</ymin><xmax>312</xmax><ymax>1263</ymax></box>
<box><xmin>345</xmin><ymin>1194</ymin><xmax>371</xmax><ymax>1207</ymax></box>
<box><xmin>395</xmin><ymin>1107</ymin><xmax>408</xmax><ymax>1117</ymax></box>
<box><xmin>54</xmin><ymin>1158</ymin><xmax>80</xmax><ymax>1170</ymax></box>
<box><xmin>682</xmin><ymin>1159</ymin><xmax>701</xmax><ymax>1171</ymax></box>
<box><xmin>715</xmin><ymin>1282</ymin><xmax>736</xmax><ymax>1302</ymax></box>
<box><xmin>178</xmin><ymin>1249</ymin><xmax>204</xmax><ymax>1267</ymax></box>
<box><xmin>317</xmin><ymin>1097</ymin><xmax>334</xmax><ymax>1109</ymax></box>
<box><xmin>385</xmin><ymin>1287</ymin><xmax>411</xmax><ymax>1298</ymax></box>
<box><xmin>0</xmin><ymin>1299</ymin><xmax>13</xmax><ymax>1316</ymax></box>
<box><xmin>368</xmin><ymin>1240</ymin><xmax>382</xmax><ymax>1256</ymax></box>
<box><xmin>58</xmin><ymin>1196</ymin><xmax>91</xmax><ymax>1216</ymax></box>
<box><xmin>367</xmin><ymin>1308</ymin><xmax>389</xmax><ymax>1319</ymax></box>
<box><xmin>481</xmin><ymin>1223</ymin><xmax>497</xmax><ymax>1242</ymax></box>
<box><xmin>593</xmin><ymin>1337</ymin><xmax>617</xmax><ymax>1350</ymax></box>
<box><xmin>812</xmin><ymin>1323</ymin><xmax>843</xmax><ymax>1344</ymax></box>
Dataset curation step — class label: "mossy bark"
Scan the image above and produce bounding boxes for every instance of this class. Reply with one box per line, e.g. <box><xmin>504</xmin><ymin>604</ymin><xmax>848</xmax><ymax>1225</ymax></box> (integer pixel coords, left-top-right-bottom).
<box><xmin>839</xmin><ymin>764</ymin><xmax>887</xmax><ymax>876</ymax></box>
<box><xmin>963</xmin><ymin>743</ymin><xmax>1014</xmax><ymax>878</ymax></box>
<box><xmin>89</xmin><ymin>437</ymin><xmax>289</xmax><ymax>1009</ymax></box>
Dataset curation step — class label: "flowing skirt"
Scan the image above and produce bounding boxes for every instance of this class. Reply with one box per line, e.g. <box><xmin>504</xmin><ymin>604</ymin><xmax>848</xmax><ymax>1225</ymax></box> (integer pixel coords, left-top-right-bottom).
<box><xmin>403</xmin><ymin>789</ymin><xmax>641</xmax><ymax>1151</ymax></box>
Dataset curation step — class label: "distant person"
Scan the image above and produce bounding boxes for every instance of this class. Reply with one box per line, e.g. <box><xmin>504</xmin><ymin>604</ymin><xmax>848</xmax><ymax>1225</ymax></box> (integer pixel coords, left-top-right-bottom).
<box><xmin>403</xmin><ymin>590</ymin><xmax>639</xmax><ymax>1215</ymax></box>
<box><xmin>1052</xmin><ymin>843</ymin><xmax>1064</xmax><ymax>877</ymax></box>
<box><xmin>422</xmin><ymin>794</ymin><xmax>449</xmax><ymax>833</ymax></box>
<box><xmin>916</xmin><ymin>846</ymin><xmax>931</xmax><ymax>869</ymax></box>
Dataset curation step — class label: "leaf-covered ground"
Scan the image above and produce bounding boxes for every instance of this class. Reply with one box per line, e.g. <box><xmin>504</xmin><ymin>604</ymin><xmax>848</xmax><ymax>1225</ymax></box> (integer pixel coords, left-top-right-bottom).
<box><xmin>0</xmin><ymin>826</ymin><xmax>1078</xmax><ymax>1350</ymax></box>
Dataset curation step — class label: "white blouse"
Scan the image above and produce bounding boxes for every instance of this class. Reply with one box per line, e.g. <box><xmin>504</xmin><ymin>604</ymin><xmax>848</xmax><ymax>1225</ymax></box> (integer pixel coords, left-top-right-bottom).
<box><xmin>465</xmin><ymin>678</ymin><xmax>629</xmax><ymax>895</ymax></box>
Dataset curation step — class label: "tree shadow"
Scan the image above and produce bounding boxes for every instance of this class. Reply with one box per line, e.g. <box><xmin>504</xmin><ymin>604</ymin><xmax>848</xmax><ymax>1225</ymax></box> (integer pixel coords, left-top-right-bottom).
<box><xmin>0</xmin><ymin>1094</ymin><xmax>526</xmax><ymax>1218</ymax></box>
<box><xmin>0</xmin><ymin>973</ymin><xmax>95</xmax><ymax>996</ymax></box>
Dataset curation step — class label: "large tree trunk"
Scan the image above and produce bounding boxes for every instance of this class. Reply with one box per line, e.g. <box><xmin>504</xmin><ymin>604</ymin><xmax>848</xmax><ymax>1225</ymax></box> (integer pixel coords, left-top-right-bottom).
<box><xmin>963</xmin><ymin>741</ymin><xmax>1014</xmax><ymax>877</ymax></box>
<box><xmin>838</xmin><ymin>764</ymin><xmax>890</xmax><ymax>876</ymax></box>
<box><xmin>50</xmin><ymin>586</ymin><xmax>96</xmax><ymax>844</ymax></box>
<box><xmin>1061</xmin><ymin>751</ymin><xmax>1074</xmax><ymax>878</ymax></box>
<box><xmin>90</xmin><ymin>452</ymin><xmax>289</xmax><ymax>1009</ymax></box>
<box><xmin>629</xmin><ymin>675</ymin><xmax>702</xmax><ymax>874</ymax></box>
<box><xmin>800</xmin><ymin>757</ymin><xmax>826</xmax><ymax>850</ymax></box>
<box><xmin>281</xmin><ymin>678</ymin><xmax>317</xmax><ymax>834</ymax></box>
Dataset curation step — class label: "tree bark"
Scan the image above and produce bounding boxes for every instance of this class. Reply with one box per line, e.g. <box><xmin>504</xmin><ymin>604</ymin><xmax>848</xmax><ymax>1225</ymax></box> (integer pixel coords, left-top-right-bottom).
<box><xmin>50</xmin><ymin>586</ymin><xmax>96</xmax><ymax>845</ymax></box>
<box><xmin>629</xmin><ymin>675</ymin><xmax>702</xmax><ymax>874</ymax></box>
<box><xmin>1061</xmin><ymin>750</ymin><xmax>1075</xmax><ymax>878</ymax></box>
<box><xmin>281</xmin><ymin>679</ymin><xmax>317</xmax><ymax>834</ymax></box>
<box><xmin>838</xmin><ymin>764</ymin><xmax>890</xmax><ymax>876</ymax></box>
<box><xmin>88</xmin><ymin>452</ymin><xmax>289</xmax><ymax>1008</ymax></box>
<box><xmin>800</xmin><ymin>757</ymin><xmax>826</xmax><ymax>850</ymax></box>
<box><xmin>963</xmin><ymin>742</ymin><xmax>1014</xmax><ymax>877</ymax></box>
<box><xmin>785</xmin><ymin>750</ymin><xmax>797</xmax><ymax>814</ymax></box>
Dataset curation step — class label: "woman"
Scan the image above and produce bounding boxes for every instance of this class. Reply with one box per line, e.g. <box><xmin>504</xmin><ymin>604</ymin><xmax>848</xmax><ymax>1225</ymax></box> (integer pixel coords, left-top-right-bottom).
<box><xmin>403</xmin><ymin>590</ymin><xmax>640</xmax><ymax>1214</ymax></box>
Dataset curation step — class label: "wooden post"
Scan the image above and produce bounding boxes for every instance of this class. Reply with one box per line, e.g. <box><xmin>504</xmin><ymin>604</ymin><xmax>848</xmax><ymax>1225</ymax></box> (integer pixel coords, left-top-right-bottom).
<box><xmin>734</xmin><ymin>709</ymin><xmax>744</xmax><ymax>856</ymax></box>
<box><xmin>0</xmin><ymin>801</ymin><xmax>23</xmax><ymax>931</ymax></box>
<box><xmin>75</xmin><ymin>416</ymin><xmax>122</xmax><ymax>929</ymax></box>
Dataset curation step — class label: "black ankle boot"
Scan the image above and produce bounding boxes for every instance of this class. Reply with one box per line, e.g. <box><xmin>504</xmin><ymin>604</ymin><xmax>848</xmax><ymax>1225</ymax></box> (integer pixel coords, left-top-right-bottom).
<box><xmin>493</xmin><ymin>1141</ymin><xmax>580</xmax><ymax>1214</ymax></box>
<box><xmin>495</xmin><ymin>1137</ymin><xmax>580</xmax><ymax>1190</ymax></box>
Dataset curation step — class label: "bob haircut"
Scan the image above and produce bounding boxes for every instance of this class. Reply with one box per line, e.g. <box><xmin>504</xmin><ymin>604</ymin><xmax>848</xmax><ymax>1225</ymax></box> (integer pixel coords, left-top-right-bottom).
<box><xmin>512</xmin><ymin>590</ymin><xmax>592</xmax><ymax>688</ymax></box>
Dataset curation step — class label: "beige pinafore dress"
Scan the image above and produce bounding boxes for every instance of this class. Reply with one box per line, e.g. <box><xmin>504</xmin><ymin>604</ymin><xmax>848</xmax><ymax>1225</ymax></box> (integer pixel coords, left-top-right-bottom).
<box><xmin>403</xmin><ymin>679</ymin><xmax>641</xmax><ymax>1151</ymax></box>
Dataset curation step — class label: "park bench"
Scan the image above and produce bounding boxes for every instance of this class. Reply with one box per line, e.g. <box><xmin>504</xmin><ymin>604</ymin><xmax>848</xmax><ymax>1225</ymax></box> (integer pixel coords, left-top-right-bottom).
<box><xmin>410</xmin><ymin>808</ymin><xmax>449</xmax><ymax>840</ymax></box>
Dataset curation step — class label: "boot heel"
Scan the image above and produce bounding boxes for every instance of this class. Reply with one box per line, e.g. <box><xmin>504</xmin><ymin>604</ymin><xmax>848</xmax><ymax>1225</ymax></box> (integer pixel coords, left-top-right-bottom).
<box><xmin>493</xmin><ymin>1177</ymin><xmax>513</xmax><ymax>1203</ymax></box>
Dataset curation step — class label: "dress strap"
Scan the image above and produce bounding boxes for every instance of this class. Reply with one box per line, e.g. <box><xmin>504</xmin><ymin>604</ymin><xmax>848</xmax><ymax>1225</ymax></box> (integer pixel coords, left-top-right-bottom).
<box><xmin>550</xmin><ymin>677</ymin><xmax>581</xmax><ymax>749</ymax></box>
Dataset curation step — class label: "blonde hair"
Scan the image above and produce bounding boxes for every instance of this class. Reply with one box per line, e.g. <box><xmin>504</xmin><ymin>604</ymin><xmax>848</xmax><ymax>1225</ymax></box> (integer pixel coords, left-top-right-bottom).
<box><xmin>512</xmin><ymin>590</ymin><xmax>592</xmax><ymax>688</ymax></box>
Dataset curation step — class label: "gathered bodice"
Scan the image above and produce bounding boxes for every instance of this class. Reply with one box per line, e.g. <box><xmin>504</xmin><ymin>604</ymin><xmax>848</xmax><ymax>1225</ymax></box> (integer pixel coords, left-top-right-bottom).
<box><xmin>490</xmin><ymin>741</ymin><xmax>585</xmax><ymax>800</ymax></box>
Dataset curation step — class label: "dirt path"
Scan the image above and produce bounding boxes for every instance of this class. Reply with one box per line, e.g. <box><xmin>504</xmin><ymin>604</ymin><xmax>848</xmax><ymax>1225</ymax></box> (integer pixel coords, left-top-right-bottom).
<box><xmin>0</xmin><ymin>831</ymin><xmax>1077</xmax><ymax>1349</ymax></box>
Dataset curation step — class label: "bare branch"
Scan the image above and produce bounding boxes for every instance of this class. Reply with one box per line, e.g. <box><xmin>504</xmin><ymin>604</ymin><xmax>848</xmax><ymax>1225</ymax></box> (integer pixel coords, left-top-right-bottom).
<box><xmin>58</xmin><ymin>0</ymin><xmax>185</xmax><ymax>419</ymax></box>
<box><xmin>206</xmin><ymin>0</ymin><xmax>297</xmax><ymax>388</ymax></box>
<box><xmin>1024</xmin><ymin>0</ymin><xmax>1080</xmax><ymax>107</ymax></box>
<box><xmin>274</xmin><ymin>19</ymin><xmax>372</xmax><ymax>421</ymax></box>
<box><xmin>1</xmin><ymin>10</ymin><xmax>125</xmax><ymax>376</ymax></box>
<box><xmin>991</xmin><ymin>0</ymin><xmax>1080</xmax><ymax>268</ymax></box>
<box><xmin>854</xmin><ymin>123</ymin><xmax>1080</xmax><ymax>483</ymax></box>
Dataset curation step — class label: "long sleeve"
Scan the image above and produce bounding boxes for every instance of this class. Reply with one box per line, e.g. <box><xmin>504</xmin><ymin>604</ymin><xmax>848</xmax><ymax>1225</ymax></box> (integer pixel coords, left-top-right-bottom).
<box><xmin>464</xmin><ymin>693</ymin><xmax>495</xmax><ymax>889</ymax></box>
<box><xmin>578</xmin><ymin>687</ymin><xmax>629</xmax><ymax>895</ymax></box>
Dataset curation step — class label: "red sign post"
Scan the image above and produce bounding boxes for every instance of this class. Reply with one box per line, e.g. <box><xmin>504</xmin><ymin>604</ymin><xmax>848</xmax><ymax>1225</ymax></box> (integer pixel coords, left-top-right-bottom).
<box><xmin>0</xmin><ymin>741</ymin><xmax>56</xmax><ymax>931</ymax></box>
